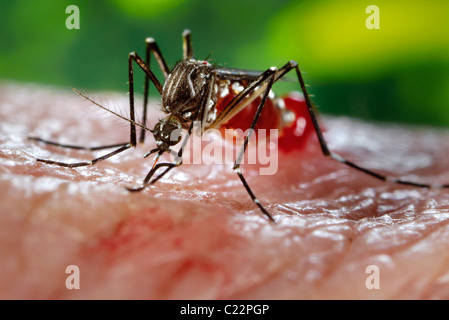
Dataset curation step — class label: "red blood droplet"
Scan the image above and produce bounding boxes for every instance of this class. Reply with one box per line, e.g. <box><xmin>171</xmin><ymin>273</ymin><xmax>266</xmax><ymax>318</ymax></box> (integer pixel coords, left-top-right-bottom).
<box><xmin>216</xmin><ymin>87</ymin><xmax>280</xmax><ymax>138</ymax></box>
<box><xmin>277</xmin><ymin>92</ymin><xmax>315</xmax><ymax>153</ymax></box>
<box><xmin>215</xmin><ymin>88</ymin><xmax>315</xmax><ymax>151</ymax></box>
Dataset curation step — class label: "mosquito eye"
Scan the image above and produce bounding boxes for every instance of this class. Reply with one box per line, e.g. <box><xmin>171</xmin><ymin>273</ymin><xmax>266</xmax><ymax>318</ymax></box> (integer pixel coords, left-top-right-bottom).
<box><xmin>153</xmin><ymin>119</ymin><xmax>182</xmax><ymax>148</ymax></box>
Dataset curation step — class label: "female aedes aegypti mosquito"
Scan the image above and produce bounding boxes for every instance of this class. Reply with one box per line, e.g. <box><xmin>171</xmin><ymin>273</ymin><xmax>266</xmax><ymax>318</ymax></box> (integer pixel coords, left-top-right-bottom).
<box><xmin>30</xmin><ymin>29</ymin><xmax>449</xmax><ymax>222</ymax></box>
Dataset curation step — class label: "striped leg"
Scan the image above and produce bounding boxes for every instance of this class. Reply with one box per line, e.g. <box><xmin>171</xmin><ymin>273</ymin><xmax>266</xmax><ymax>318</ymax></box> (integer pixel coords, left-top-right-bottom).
<box><xmin>283</xmin><ymin>60</ymin><xmax>449</xmax><ymax>189</ymax></box>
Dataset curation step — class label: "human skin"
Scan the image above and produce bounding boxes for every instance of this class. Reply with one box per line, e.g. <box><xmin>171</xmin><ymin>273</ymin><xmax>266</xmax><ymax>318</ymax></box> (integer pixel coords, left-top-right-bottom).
<box><xmin>1</xmin><ymin>82</ymin><xmax>449</xmax><ymax>300</ymax></box>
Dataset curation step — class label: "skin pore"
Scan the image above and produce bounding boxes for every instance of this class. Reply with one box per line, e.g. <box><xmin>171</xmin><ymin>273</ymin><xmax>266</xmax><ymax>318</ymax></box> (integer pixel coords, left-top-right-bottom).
<box><xmin>1</xmin><ymin>82</ymin><xmax>449</xmax><ymax>299</ymax></box>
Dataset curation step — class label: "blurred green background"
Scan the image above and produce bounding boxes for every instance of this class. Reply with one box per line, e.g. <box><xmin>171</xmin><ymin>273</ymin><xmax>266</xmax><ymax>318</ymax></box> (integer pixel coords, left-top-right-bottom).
<box><xmin>1</xmin><ymin>0</ymin><xmax>448</xmax><ymax>126</ymax></box>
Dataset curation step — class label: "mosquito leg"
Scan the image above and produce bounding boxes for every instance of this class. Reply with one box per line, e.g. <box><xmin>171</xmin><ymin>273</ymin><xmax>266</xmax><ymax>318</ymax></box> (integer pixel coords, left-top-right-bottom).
<box><xmin>236</xmin><ymin>168</ymin><xmax>275</xmax><ymax>222</ymax></box>
<box><xmin>133</xmin><ymin>124</ymin><xmax>194</xmax><ymax>191</ymax></box>
<box><xmin>31</xmin><ymin>137</ymin><xmax>131</xmax><ymax>167</ymax></box>
<box><xmin>140</xmin><ymin>37</ymin><xmax>170</xmax><ymax>144</ymax></box>
<box><xmin>35</xmin><ymin>54</ymin><xmax>147</xmax><ymax>153</ymax></box>
<box><xmin>276</xmin><ymin>60</ymin><xmax>449</xmax><ymax>189</ymax></box>
<box><xmin>128</xmin><ymin>52</ymin><xmax>163</xmax><ymax>95</ymax></box>
<box><xmin>36</xmin><ymin>144</ymin><xmax>132</xmax><ymax>168</ymax></box>
<box><xmin>140</xmin><ymin>42</ymin><xmax>150</xmax><ymax>145</ymax></box>
<box><xmin>29</xmin><ymin>137</ymin><xmax>129</xmax><ymax>151</ymax></box>
<box><xmin>28</xmin><ymin>72</ymin><xmax>139</xmax><ymax>153</ymax></box>
<box><xmin>126</xmin><ymin>135</ymin><xmax>184</xmax><ymax>192</ymax></box>
<box><xmin>183</xmin><ymin>29</ymin><xmax>193</xmax><ymax>60</ymax></box>
<box><xmin>230</xmin><ymin>68</ymin><xmax>277</xmax><ymax>222</ymax></box>
<box><xmin>126</xmin><ymin>162</ymin><xmax>176</xmax><ymax>192</ymax></box>
<box><xmin>30</xmin><ymin>138</ymin><xmax>132</xmax><ymax>168</ymax></box>
<box><xmin>129</xmin><ymin>51</ymin><xmax>163</xmax><ymax>146</ymax></box>
<box><xmin>144</xmin><ymin>37</ymin><xmax>170</xmax><ymax>79</ymax></box>
<box><xmin>138</xmin><ymin>29</ymin><xmax>194</xmax><ymax>144</ymax></box>
<box><xmin>30</xmin><ymin>52</ymin><xmax>161</xmax><ymax>167</ymax></box>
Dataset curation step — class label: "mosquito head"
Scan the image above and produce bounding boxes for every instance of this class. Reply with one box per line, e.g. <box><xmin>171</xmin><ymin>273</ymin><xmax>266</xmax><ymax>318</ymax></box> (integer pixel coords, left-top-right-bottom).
<box><xmin>153</xmin><ymin>116</ymin><xmax>183</xmax><ymax>151</ymax></box>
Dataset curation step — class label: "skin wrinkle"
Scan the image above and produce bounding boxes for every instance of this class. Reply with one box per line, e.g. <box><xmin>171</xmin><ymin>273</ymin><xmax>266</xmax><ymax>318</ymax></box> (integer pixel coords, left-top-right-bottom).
<box><xmin>430</xmin><ymin>254</ymin><xmax>449</xmax><ymax>298</ymax></box>
<box><xmin>355</xmin><ymin>206</ymin><xmax>442</xmax><ymax>255</ymax></box>
<box><xmin>2</xmin><ymin>83</ymin><xmax>449</xmax><ymax>299</ymax></box>
<box><xmin>398</xmin><ymin>226</ymin><xmax>449</xmax><ymax>299</ymax></box>
<box><xmin>314</xmin><ymin>218</ymin><xmax>449</xmax><ymax>299</ymax></box>
<box><xmin>421</xmin><ymin>233</ymin><xmax>449</xmax><ymax>299</ymax></box>
<box><xmin>282</xmin><ymin>215</ymin><xmax>356</xmax><ymax>294</ymax></box>
<box><xmin>234</xmin><ymin>256</ymin><xmax>295</xmax><ymax>299</ymax></box>
<box><xmin>259</xmin><ymin>184</ymin><xmax>449</xmax><ymax>298</ymax></box>
<box><xmin>225</xmin><ymin>223</ymin><xmax>299</xmax><ymax>299</ymax></box>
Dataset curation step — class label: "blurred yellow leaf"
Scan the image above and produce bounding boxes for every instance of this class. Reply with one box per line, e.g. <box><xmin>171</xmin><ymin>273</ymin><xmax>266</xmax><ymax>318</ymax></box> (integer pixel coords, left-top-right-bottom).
<box><xmin>269</xmin><ymin>0</ymin><xmax>449</xmax><ymax>80</ymax></box>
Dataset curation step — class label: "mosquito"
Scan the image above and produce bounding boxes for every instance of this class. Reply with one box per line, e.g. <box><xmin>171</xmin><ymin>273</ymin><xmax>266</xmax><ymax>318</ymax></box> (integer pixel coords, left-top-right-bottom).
<box><xmin>30</xmin><ymin>29</ymin><xmax>449</xmax><ymax>222</ymax></box>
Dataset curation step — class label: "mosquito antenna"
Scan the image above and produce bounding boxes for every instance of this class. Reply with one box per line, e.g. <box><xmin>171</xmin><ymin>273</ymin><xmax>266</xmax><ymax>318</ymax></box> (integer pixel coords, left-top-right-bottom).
<box><xmin>204</xmin><ymin>52</ymin><xmax>213</xmax><ymax>61</ymax></box>
<box><xmin>73</xmin><ymin>88</ymin><xmax>154</xmax><ymax>133</ymax></box>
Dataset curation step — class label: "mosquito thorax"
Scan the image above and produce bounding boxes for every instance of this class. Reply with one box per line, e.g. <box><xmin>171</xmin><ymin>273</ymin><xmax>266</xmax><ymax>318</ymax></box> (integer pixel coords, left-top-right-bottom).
<box><xmin>161</xmin><ymin>59</ymin><xmax>215</xmax><ymax>124</ymax></box>
<box><xmin>153</xmin><ymin>116</ymin><xmax>183</xmax><ymax>151</ymax></box>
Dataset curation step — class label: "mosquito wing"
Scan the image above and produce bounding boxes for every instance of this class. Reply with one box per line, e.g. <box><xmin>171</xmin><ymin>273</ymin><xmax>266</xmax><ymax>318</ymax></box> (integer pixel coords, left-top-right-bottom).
<box><xmin>215</xmin><ymin>67</ymin><xmax>263</xmax><ymax>81</ymax></box>
<box><xmin>215</xmin><ymin>67</ymin><xmax>296</xmax><ymax>82</ymax></box>
<box><xmin>209</xmin><ymin>81</ymin><xmax>269</xmax><ymax>130</ymax></box>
